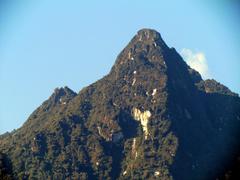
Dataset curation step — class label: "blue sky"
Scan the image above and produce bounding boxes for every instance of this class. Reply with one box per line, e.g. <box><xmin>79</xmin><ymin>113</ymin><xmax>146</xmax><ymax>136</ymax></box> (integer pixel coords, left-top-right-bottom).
<box><xmin>0</xmin><ymin>0</ymin><xmax>239</xmax><ymax>134</ymax></box>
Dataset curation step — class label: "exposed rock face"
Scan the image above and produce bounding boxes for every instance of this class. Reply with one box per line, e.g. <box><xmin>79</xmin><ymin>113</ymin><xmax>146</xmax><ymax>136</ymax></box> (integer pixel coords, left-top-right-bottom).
<box><xmin>132</xmin><ymin>108</ymin><xmax>151</xmax><ymax>139</ymax></box>
<box><xmin>0</xmin><ymin>29</ymin><xmax>240</xmax><ymax>180</ymax></box>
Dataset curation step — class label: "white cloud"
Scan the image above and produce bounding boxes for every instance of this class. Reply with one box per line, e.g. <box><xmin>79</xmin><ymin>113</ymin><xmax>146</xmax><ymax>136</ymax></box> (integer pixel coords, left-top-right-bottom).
<box><xmin>180</xmin><ymin>48</ymin><xmax>210</xmax><ymax>79</ymax></box>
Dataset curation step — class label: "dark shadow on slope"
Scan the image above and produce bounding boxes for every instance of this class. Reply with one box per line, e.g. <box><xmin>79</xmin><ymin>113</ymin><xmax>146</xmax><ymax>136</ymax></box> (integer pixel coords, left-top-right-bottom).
<box><xmin>0</xmin><ymin>153</ymin><xmax>13</xmax><ymax>179</ymax></box>
<box><xmin>117</xmin><ymin>109</ymin><xmax>140</xmax><ymax>139</ymax></box>
<box><xmin>108</xmin><ymin>110</ymin><xmax>140</xmax><ymax>179</ymax></box>
<box><xmin>164</xmin><ymin>47</ymin><xmax>240</xmax><ymax>180</ymax></box>
<box><xmin>169</xmin><ymin>92</ymin><xmax>240</xmax><ymax>180</ymax></box>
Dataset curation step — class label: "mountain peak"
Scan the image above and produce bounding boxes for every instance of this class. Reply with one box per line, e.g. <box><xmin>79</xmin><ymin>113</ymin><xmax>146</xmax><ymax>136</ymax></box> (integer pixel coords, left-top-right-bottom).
<box><xmin>111</xmin><ymin>29</ymin><xmax>169</xmax><ymax>74</ymax></box>
<box><xmin>51</xmin><ymin>86</ymin><xmax>76</xmax><ymax>104</ymax></box>
<box><xmin>53</xmin><ymin>86</ymin><xmax>76</xmax><ymax>97</ymax></box>
<box><xmin>136</xmin><ymin>28</ymin><xmax>168</xmax><ymax>48</ymax></box>
<box><xmin>137</xmin><ymin>28</ymin><xmax>161</xmax><ymax>41</ymax></box>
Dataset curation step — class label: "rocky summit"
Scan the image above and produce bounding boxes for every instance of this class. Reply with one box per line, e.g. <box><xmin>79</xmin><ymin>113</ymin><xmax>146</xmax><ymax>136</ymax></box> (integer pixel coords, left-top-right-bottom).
<box><xmin>0</xmin><ymin>29</ymin><xmax>240</xmax><ymax>180</ymax></box>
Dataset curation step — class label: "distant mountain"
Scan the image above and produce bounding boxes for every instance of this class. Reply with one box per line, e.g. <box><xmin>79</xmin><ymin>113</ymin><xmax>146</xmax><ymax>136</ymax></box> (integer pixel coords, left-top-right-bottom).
<box><xmin>1</xmin><ymin>29</ymin><xmax>240</xmax><ymax>180</ymax></box>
